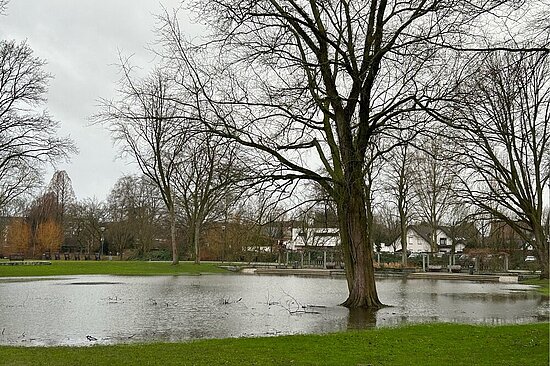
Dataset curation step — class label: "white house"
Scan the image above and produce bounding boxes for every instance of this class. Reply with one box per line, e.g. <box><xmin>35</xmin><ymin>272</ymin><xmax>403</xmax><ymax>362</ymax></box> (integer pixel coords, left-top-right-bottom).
<box><xmin>385</xmin><ymin>225</ymin><xmax>465</xmax><ymax>254</ymax></box>
<box><xmin>379</xmin><ymin>241</ymin><xmax>399</xmax><ymax>253</ymax></box>
<box><xmin>286</xmin><ymin>227</ymin><xmax>340</xmax><ymax>251</ymax></box>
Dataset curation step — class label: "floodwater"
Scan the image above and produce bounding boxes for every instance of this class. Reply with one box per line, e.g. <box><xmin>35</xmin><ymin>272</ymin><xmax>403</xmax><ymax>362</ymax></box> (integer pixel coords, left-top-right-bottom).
<box><xmin>0</xmin><ymin>274</ymin><xmax>547</xmax><ymax>346</ymax></box>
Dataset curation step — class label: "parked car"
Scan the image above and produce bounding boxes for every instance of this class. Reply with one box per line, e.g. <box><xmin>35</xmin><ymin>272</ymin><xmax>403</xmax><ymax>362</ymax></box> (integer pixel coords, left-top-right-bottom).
<box><xmin>525</xmin><ymin>255</ymin><xmax>536</xmax><ymax>262</ymax></box>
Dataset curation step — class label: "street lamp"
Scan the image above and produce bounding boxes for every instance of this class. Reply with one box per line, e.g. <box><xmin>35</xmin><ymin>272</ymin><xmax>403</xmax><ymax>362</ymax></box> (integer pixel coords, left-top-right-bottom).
<box><xmin>100</xmin><ymin>226</ymin><xmax>106</xmax><ymax>260</ymax></box>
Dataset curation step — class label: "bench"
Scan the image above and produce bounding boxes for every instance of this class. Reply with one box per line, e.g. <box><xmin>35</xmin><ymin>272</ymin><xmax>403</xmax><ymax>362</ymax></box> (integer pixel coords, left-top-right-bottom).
<box><xmin>427</xmin><ymin>265</ymin><xmax>443</xmax><ymax>272</ymax></box>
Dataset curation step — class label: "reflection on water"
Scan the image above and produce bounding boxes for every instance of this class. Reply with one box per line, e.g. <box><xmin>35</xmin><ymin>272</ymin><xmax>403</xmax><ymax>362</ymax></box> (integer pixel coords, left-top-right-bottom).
<box><xmin>346</xmin><ymin>308</ymin><xmax>377</xmax><ymax>329</ymax></box>
<box><xmin>0</xmin><ymin>275</ymin><xmax>547</xmax><ymax>346</ymax></box>
<box><xmin>373</xmin><ymin>278</ymin><xmax>548</xmax><ymax>327</ymax></box>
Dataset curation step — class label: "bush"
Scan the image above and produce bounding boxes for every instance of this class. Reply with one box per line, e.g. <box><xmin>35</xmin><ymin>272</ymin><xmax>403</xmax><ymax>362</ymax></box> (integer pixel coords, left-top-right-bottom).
<box><xmin>142</xmin><ymin>250</ymin><xmax>173</xmax><ymax>261</ymax></box>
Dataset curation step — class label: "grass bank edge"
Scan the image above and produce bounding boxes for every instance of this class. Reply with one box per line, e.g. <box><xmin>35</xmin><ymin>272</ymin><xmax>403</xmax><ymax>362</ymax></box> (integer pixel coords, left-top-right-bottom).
<box><xmin>0</xmin><ymin>323</ymin><xmax>547</xmax><ymax>366</ymax></box>
<box><xmin>0</xmin><ymin>260</ymin><xmax>231</xmax><ymax>277</ymax></box>
<box><xmin>520</xmin><ymin>278</ymin><xmax>550</xmax><ymax>296</ymax></box>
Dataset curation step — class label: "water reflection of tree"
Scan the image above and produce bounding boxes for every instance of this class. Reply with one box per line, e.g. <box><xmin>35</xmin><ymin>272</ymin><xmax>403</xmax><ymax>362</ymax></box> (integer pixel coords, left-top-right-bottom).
<box><xmin>346</xmin><ymin>308</ymin><xmax>378</xmax><ymax>330</ymax></box>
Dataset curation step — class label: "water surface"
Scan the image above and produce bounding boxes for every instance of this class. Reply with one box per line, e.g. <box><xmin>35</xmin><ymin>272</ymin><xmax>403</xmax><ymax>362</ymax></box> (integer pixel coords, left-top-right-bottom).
<box><xmin>0</xmin><ymin>274</ymin><xmax>547</xmax><ymax>346</ymax></box>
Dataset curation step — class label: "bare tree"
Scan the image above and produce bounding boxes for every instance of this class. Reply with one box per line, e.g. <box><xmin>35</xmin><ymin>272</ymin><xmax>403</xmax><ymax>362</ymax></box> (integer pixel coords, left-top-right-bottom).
<box><xmin>412</xmin><ymin>137</ymin><xmax>458</xmax><ymax>253</ymax></box>
<box><xmin>372</xmin><ymin>203</ymin><xmax>400</xmax><ymax>252</ymax></box>
<box><xmin>47</xmin><ymin>170</ymin><xmax>76</xmax><ymax>224</ymax></box>
<box><xmin>0</xmin><ymin>0</ymin><xmax>8</xmax><ymax>15</ymax></box>
<box><xmin>26</xmin><ymin>191</ymin><xmax>64</xmax><ymax>257</ymax></box>
<box><xmin>0</xmin><ymin>40</ymin><xmax>75</xmax><ymax>209</ymax></box>
<box><xmin>0</xmin><ymin>163</ymin><xmax>41</xmax><ymax>209</ymax></box>
<box><xmin>240</xmin><ymin>186</ymin><xmax>293</xmax><ymax>259</ymax></box>
<box><xmin>25</xmin><ymin>195</ymin><xmax>46</xmax><ymax>258</ymax></box>
<box><xmin>156</xmin><ymin>0</ymin><xmax>535</xmax><ymax>308</ymax></box>
<box><xmin>383</xmin><ymin>142</ymin><xmax>418</xmax><ymax>264</ymax></box>
<box><xmin>174</xmin><ymin>134</ymin><xmax>242</xmax><ymax>264</ymax></box>
<box><xmin>448</xmin><ymin>51</ymin><xmax>549</xmax><ymax>278</ymax></box>
<box><xmin>445</xmin><ymin>201</ymin><xmax>476</xmax><ymax>254</ymax></box>
<box><xmin>106</xmin><ymin>178</ymin><xmax>135</xmax><ymax>258</ymax></box>
<box><xmin>70</xmin><ymin>198</ymin><xmax>107</xmax><ymax>256</ymax></box>
<box><xmin>97</xmin><ymin>65</ymin><xmax>192</xmax><ymax>265</ymax></box>
<box><xmin>107</xmin><ymin>175</ymin><xmax>162</xmax><ymax>258</ymax></box>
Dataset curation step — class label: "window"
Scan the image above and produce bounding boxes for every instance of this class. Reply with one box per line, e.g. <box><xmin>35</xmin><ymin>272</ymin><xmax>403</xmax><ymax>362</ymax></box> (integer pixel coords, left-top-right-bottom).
<box><xmin>439</xmin><ymin>238</ymin><xmax>447</xmax><ymax>246</ymax></box>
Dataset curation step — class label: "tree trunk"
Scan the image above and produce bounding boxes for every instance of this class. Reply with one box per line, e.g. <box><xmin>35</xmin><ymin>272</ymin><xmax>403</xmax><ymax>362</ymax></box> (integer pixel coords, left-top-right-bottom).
<box><xmin>169</xmin><ymin>206</ymin><xmax>178</xmax><ymax>265</ymax></box>
<box><xmin>400</xmin><ymin>224</ymin><xmax>408</xmax><ymax>266</ymax></box>
<box><xmin>399</xmin><ymin>199</ymin><xmax>408</xmax><ymax>266</ymax></box>
<box><xmin>537</xmin><ymin>248</ymin><xmax>549</xmax><ymax>280</ymax></box>
<box><xmin>337</xmin><ymin>181</ymin><xmax>383</xmax><ymax>309</ymax></box>
<box><xmin>430</xmin><ymin>226</ymin><xmax>438</xmax><ymax>253</ymax></box>
<box><xmin>194</xmin><ymin>220</ymin><xmax>201</xmax><ymax>265</ymax></box>
<box><xmin>533</xmin><ymin>228</ymin><xmax>549</xmax><ymax>279</ymax></box>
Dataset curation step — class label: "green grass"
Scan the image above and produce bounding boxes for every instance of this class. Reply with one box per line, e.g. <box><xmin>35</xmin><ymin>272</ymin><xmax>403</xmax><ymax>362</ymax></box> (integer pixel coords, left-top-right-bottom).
<box><xmin>521</xmin><ymin>278</ymin><xmax>550</xmax><ymax>296</ymax></box>
<box><xmin>0</xmin><ymin>260</ymin><xmax>229</xmax><ymax>277</ymax></box>
<box><xmin>0</xmin><ymin>323</ymin><xmax>547</xmax><ymax>365</ymax></box>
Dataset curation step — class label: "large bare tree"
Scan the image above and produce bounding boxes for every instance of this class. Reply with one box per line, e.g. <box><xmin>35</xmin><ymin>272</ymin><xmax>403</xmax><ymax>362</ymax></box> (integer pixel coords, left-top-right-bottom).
<box><xmin>0</xmin><ymin>40</ymin><xmax>75</xmax><ymax>209</ymax></box>
<box><xmin>448</xmin><ymin>51</ymin><xmax>549</xmax><ymax>278</ymax></box>
<box><xmin>97</xmin><ymin>66</ymin><xmax>192</xmax><ymax>265</ymax></box>
<box><xmin>156</xmin><ymin>0</ymin><xmax>534</xmax><ymax>308</ymax></box>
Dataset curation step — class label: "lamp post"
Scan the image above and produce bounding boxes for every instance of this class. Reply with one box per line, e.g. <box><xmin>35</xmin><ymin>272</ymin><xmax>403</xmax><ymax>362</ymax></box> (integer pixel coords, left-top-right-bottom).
<box><xmin>100</xmin><ymin>226</ymin><xmax>106</xmax><ymax>260</ymax></box>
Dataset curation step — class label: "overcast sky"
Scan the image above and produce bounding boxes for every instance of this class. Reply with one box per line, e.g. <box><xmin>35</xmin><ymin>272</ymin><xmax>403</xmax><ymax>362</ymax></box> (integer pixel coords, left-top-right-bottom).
<box><xmin>0</xmin><ymin>0</ymin><xmax>196</xmax><ymax>201</ymax></box>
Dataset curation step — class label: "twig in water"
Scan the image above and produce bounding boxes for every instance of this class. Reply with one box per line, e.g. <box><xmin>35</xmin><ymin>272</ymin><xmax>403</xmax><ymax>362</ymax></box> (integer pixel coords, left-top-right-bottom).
<box><xmin>280</xmin><ymin>289</ymin><xmax>322</xmax><ymax>315</ymax></box>
<box><xmin>222</xmin><ymin>297</ymin><xmax>243</xmax><ymax>305</ymax></box>
<box><xmin>266</xmin><ymin>291</ymin><xmax>279</xmax><ymax>306</ymax></box>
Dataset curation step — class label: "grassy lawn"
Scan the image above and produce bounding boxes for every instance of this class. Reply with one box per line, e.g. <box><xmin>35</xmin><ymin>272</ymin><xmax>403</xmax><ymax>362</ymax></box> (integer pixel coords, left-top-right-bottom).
<box><xmin>521</xmin><ymin>278</ymin><xmax>550</xmax><ymax>296</ymax></box>
<box><xmin>0</xmin><ymin>260</ymin><xmax>229</xmax><ymax>277</ymax></box>
<box><xmin>0</xmin><ymin>323</ymin><xmax>547</xmax><ymax>365</ymax></box>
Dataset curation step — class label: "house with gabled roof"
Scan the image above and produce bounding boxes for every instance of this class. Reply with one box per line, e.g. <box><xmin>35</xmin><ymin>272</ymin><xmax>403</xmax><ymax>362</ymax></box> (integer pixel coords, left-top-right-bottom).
<box><xmin>285</xmin><ymin>226</ymin><xmax>340</xmax><ymax>251</ymax></box>
<box><xmin>380</xmin><ymin>224</ymin><xmax>465</xmax><ymax>254</ymax></box>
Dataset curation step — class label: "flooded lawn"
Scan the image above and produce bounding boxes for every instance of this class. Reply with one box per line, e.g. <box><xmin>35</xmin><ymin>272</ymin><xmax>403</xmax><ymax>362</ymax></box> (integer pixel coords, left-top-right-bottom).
<box><xmin>0</xmin><ymin>274</ymin><xmax>547</xmax><ymax>346</ymax></box>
